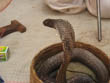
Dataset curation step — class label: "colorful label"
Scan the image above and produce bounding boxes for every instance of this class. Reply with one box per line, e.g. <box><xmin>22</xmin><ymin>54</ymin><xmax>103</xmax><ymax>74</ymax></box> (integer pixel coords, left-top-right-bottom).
<box><xmin>0</xmin><ymin>46</ymin><xmax>7</xmax><ymax>52</ymax></box>
<box><xmin>0</xmin><ymin>46</ymin><xmax>8</xmax><ymax>61</ymax></box>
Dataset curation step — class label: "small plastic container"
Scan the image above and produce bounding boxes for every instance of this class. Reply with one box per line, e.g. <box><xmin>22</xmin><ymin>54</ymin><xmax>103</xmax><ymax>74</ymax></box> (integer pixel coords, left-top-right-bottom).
<box><xmin>0</xmin><ymin>46</ymin><xmax>9</xmax><ymax>61</ymax></box>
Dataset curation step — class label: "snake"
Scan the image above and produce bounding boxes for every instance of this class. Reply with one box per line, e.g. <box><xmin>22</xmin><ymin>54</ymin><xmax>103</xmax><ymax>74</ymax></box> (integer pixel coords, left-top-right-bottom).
<box><xmin>36</xmin><ymin>19</ymin><xmax>109</xmax><ymax>83</ymax></box>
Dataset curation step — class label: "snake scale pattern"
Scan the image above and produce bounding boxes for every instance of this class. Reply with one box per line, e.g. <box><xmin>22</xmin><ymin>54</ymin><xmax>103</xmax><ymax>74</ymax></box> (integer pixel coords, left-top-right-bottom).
<box><xmin>36</xmin><ymin>19</ymin><xmax>109</xmax><ymax>83</ymax></box>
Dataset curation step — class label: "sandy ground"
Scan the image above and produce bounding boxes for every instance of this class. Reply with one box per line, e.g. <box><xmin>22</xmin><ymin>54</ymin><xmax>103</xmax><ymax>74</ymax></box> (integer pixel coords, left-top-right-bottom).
<box><xmin>0</xmin><ymin>0</ymin><xmax>110</xmax><ymax>82</ymax></box>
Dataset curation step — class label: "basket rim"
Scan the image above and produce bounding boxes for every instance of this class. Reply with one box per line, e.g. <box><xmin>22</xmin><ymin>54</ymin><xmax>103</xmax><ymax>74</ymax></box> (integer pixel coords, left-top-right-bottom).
<box><xmin>30</xmin><ymin>42</ymin><xmax>110</xmax><ymax>82</ymax></box>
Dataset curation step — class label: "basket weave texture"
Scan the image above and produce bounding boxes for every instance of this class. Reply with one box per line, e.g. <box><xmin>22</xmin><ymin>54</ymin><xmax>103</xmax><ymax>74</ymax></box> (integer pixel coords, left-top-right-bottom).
<box><xmin>30</xmin><ymin>42</ymin><xmax>110</xmax><ymax>83</ymax></box>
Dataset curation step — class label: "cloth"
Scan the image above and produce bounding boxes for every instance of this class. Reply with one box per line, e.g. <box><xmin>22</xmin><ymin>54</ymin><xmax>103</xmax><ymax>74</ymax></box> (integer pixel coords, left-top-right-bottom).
<box><xmin>0</xmin><ymin>0</ymin><xmax>12</xmax><ymax>12</ymax></box>
<box><xmin>0</xmin><ymin>76</ymin><xmax>4</xmax><ymax>83</ymax></box>
<box><xmin>86</xmin><ymin>0</ymin><xmax>110</xmax><ymax>18</ymax></box>
<box><xmin>45</xmin><ymin>0</ymin><xmax>86</xmax><ymax>14</ymax></box>
<box><xmin>45</xmin><ymin>0</ymin><xmax>110</xmax><ymax>18</ymax></box>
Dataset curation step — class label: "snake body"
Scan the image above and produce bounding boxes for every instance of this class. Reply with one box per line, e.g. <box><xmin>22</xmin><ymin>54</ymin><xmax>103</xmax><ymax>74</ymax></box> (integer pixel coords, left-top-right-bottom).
<box><xmin>36</xmin><ymin>19</ymin><xmax>109</xmax><ymax>83</ymax></box>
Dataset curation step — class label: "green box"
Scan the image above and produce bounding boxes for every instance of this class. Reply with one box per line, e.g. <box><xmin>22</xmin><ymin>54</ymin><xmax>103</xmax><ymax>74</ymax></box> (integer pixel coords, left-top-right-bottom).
<box><xmin>0</xmin><ymin>46</ymin><xmax>9</xmax><ymax>61</ymax></box>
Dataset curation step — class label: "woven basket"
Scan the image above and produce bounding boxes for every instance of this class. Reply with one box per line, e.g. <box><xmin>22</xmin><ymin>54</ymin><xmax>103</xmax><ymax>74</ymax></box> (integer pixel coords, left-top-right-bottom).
<box><xmin>30</xmin><ymin>42</ymin><xmax>110</xmax><ymax>83</ymax></box>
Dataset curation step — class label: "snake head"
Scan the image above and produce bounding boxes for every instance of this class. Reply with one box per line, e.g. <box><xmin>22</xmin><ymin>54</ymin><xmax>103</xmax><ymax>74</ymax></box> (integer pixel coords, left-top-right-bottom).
<box><xmin>43</xmin><ymin>19</ymin><xmax>57</xmax><ymax>29</ymax></box>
